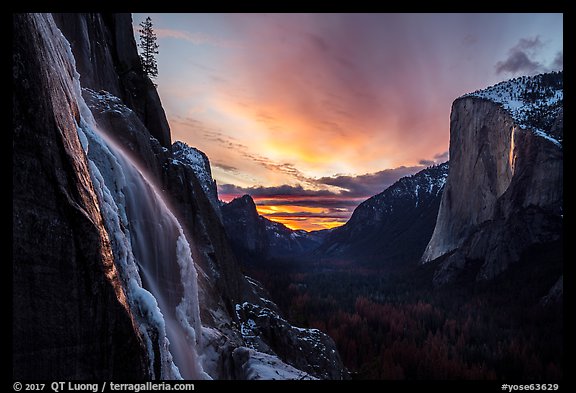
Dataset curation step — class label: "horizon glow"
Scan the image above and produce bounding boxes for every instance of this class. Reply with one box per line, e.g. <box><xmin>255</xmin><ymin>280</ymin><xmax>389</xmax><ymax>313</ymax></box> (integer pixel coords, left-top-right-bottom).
<box><xmin>133</xmin><ymin>13</ymin><xmax>563</xmax><ymax>231</ymax></box>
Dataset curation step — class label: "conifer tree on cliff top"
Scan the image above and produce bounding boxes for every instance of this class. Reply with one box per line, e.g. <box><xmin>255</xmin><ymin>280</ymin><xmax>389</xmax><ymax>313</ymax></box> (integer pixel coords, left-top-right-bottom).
<box><xmin>138</xmin><ymin>17</ymin><xmax>159</xmax><ymax>84</ymax></box>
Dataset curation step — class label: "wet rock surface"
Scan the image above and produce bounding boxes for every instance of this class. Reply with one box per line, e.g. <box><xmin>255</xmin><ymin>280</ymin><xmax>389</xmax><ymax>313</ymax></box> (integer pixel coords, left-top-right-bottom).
<box><xmin>13</xmin><ymin>13</ymin><xmax>148</xmax><ymax>379</ymax></box>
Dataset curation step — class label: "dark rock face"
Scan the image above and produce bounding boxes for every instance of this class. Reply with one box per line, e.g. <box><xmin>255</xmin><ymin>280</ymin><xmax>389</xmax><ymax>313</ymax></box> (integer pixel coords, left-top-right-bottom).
<box><xmin>423</xmin><ymin>94</ymin><xmax>562</xmax><ymax>284</ymax></box>
<box><xmin>12</xmin><ymin>13</ymin><xmax>147</xmax><ymax>379</ymax></box>
<box><xmin>53</xmin><ymin>13</ymin><xmax>171</xmax><ymax>148</ymax></box>
<box><xmin>221</xmin><ymin>195</ymin><xmax>326</xmax><ymax>264</ymax></box>
<box><xmin>315</xmin><ymin>163</ymin><xmax>448</xmax><ymax>269</ymax></box>
<box><xmin>172</xmin><ymin>141</ymin><xmax>222</xmax><ymax>218</ymax></box>
<box><xmin>235</xmin><ymin>302</ymin><xmax>348</xmax><ymax>380</ymax></box>
<box><xmin>540</xmin><ymin>276</ymin><xmax>563</xmax><ymax>306</ymax></box>
<box><xmin>82</xmin><ymin>88</ymin><xmax>169</xmax><ymax>179</ymax></box>
<box><xmin>221</xmin><ymin>195</ymin><xmax>267</xmax><ymax>256</ymax></box>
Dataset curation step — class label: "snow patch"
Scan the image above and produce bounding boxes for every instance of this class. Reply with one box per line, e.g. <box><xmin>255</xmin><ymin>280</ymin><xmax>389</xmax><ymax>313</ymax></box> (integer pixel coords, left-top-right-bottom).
<box><xmin>234</xmin><ymin>347</ymin><xmax>317</xmax><ymax>380</ymax></box>
<box><xmin>172</xmin><ymin>141</ymin><xmax>222</xmax><ymax>218</ymax></box>
<box><xmin>464</xmin><ymin>72</ymin><xmax>562</xmax><ymax>146</ymax></box>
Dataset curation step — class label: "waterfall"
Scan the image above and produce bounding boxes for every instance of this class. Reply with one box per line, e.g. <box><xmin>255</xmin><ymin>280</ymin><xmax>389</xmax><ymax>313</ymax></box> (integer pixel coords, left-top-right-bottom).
<box><xmin>82</xmin><ymin>129</ymin><xmax>207</xmax><ymax>380</ymax></box>
<box><xmin>49</xmin><ymin>15</ymin><xmax>209</xmax><ymax>380</ymax></box>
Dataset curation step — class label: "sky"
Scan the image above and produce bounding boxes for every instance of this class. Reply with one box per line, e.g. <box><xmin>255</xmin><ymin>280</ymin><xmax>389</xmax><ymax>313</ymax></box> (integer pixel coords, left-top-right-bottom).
<box><xmin>133</xmin><ymin>13</ymin><xmax>563</xmax><ymax>231</ymax></box>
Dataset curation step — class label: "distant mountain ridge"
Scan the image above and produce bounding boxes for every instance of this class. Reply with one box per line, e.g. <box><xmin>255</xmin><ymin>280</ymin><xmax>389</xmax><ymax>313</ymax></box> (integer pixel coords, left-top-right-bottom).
<box><xmin>313</xmin><ymin>163</ymin><xmax>448</xmax><ymax>268</ymax></box>
<box><xmin>221</xmin><ymin>195</ymin><xmax>327</xmax><ymax>265</ymax></box>
<box><xmin>218</xmin><ymin>163</ymin><xmax>448</xmax><ymax>271</ymax></box>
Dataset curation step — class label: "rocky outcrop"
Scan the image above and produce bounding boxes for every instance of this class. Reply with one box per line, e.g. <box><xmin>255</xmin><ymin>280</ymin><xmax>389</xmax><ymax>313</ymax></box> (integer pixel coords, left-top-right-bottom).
<box><xmin>52</xmin><ymin>13</ymin><xmax>171</xmax><ymax>148</ymax></box>
<box><xmin>423</xmin><ymin>74</ymin><xmax>563</xmax><ymax>284</ymax></box>
<box><xmin>234</xmin><ymin>302</ymin><xmax>348</xmax><ymax>380</ymax></box>
<box><xmin>221</xmin><ymin>195</ymin><xmax>267</xmax><ymax>256</ymax></box>
<box><xmin>315</xmin><ymin>163</ymin><xmax>448</xmax><ymax>269</ymax></box>
<box><xmin>82</xmin><ymin>88</ymin><xmax>169</xmax><ymax>179</ymax></box>
<box><xmin>12</xmin><ymin>13</ymin><xmax>147</xmax><ymax>379</ymax></box>
<box><xmin>232</xmin><ymin>348</ymin><xmax>316</xmax><ymax>380</ymax></box>
<box><xmin>221</xmin><ymin>195</ymin><xmax>327</xmax><ymax>265</ymax></box>
<box><xmin>172</xmin><ymin>141</ymin><xmax>222</xmax><ymax>219</ymax></box>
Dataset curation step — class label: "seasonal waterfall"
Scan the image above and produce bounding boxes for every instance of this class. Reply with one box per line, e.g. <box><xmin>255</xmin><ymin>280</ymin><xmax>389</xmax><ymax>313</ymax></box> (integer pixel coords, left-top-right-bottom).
<box><xmin>52</xmin><ymin>17</ymin><xmax>209</xmax><ymax>380</ymax></box>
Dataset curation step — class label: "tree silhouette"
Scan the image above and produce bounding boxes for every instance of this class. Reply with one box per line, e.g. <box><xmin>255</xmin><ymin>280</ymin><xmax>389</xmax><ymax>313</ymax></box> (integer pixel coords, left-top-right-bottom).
<box><xmin>138</xmin><ymin>17</ymin><xmax>159</xmax><ymax>83</ymax></box>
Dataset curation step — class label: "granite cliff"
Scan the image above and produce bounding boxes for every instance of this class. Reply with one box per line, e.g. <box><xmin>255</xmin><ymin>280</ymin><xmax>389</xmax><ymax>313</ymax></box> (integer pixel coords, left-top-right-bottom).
<box><xmin>423</xmin><ymin>73</ymin><xmax>563</xmax><ymax>285</ymax></box>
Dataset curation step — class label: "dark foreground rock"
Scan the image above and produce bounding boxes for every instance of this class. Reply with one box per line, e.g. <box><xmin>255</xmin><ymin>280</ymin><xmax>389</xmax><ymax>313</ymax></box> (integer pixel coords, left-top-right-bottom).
<box><xmin>12</xmin><ymin>13</ymin><xmax>147</xmax><ymax>379</ymax></box>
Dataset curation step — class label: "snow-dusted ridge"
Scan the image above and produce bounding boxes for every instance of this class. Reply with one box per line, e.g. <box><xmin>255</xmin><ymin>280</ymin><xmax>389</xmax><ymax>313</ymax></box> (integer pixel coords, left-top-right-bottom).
<box><xmin>463</xmin><ymin>71</ymin><xmax>562</xmax><ymax>146</ymax></box>
<box><xmin>350</xmin><ymin>162</ymin><xmax>449</xmax><ymax>225</ymax></box>
<box><xmin>172</xmin><ymin>141</ymin><xmax>214</xmax><ymax>195</ymax></box>
<box><xmin>171</xmin><ymin>141</ymin><xmax>222</xmax><ymax>217</ymax></box>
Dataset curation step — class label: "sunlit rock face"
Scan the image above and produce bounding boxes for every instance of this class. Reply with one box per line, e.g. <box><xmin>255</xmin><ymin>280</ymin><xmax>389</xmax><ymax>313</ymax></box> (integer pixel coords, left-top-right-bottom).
<box><xmin>12</xmin><ymin>13</ymin><xmax>148</xmax><ymax>379</ymax></box>
<box><xmin>423</xmin><ymin>73</ymin><xmax>563</xmax><ymax>284</ymax></box>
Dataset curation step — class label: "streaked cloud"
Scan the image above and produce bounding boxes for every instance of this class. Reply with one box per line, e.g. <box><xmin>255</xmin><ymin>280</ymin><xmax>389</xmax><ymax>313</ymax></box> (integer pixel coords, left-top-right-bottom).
<box><xmin>315</xmin><ymin>166</ymin><xmax>423</xmax><ymax>197</ymax></box>
<box><xmin>218</xmin><ymin>163</ymin><xmax>438</xmax><ymax>230</ymax></box>
<box><xmin>138</xmin><ymin>13</ymin><xmax>563</xmax><ymax>230</ymax></box>
<box><xmin>218</xmin><ymin>161</ymin><xmax>441</xmax><ymax>200</ymax></box>
<box><xmin>155</xmin><ymin>28</ymin><xmax>240</xmax><ymax>48</ymax></box>
<box><xmin>495</xmin><ymin>51</ymin><xmax>542</xmax><ymax>75</ymax></box>
<box><xmin>434</xmin><ymin>151</ymin><xmax>449</xmax><ymax>162</ymax></box>
<box><xmin>212</xmin><ymin>162</ymin><xmax>239</xmax><ymax>173</ymax></box>
<box><xmin>219</xmin><ymin>184</ymin><xmax>334</xmax><ymax>198</ymax></box>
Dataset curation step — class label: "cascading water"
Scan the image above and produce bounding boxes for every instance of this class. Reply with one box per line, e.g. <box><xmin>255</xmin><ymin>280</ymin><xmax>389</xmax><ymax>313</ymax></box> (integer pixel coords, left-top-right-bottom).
<box><xmin>48</xmin><ymin>15</ymin><xmax>209</xmax><ymax>379</ymax></box>
<box><xmin>83</xmin><ymin>130</ymin><xmax>207</xmax><ymax>380</ymax></box>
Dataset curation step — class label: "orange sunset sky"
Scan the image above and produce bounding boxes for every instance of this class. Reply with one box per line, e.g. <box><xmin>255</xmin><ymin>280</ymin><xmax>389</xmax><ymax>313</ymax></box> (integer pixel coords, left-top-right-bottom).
<box><xmin>133</xmin><ymin>13</ymin><xmax>563</xmax><ymax>231</ymax></box>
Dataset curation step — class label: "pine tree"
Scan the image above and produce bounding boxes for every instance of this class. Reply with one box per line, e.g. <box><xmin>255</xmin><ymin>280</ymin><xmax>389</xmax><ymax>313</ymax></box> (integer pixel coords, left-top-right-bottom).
<box><xmin>138</xmin><ymin>17</ymin><xmax>159</xmax><ymax>83</ymax></box>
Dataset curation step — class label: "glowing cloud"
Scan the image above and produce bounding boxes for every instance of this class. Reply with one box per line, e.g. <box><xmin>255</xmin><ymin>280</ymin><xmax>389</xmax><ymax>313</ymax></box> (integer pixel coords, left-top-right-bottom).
<box><xmin>137</xmin><ymin>13</ymin><xmax>563</xmax><ymax>230</ymax></box>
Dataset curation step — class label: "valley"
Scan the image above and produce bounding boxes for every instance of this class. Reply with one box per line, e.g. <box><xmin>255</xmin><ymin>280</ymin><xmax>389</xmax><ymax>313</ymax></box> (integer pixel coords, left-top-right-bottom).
<box><xmin>12</xmin><ymin>12</ymin><xmax>563</xmax><ymax>383</ymax></box>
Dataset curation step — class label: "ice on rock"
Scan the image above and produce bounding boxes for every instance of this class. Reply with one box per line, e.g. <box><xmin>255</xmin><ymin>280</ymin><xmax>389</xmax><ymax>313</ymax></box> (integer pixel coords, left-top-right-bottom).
<box><xmin>53</xmin><ymin>18</ymin><xmax>209</xmax><ymax>380</ymax></box>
